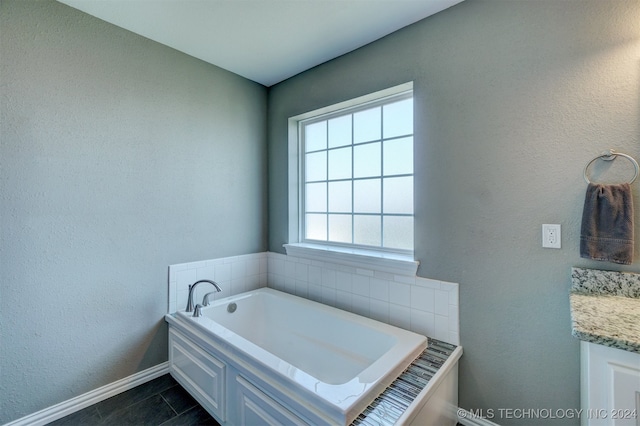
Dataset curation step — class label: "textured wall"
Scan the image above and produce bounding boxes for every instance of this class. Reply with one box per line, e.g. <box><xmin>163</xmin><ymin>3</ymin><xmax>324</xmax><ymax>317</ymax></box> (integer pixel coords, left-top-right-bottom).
<box><xmin>0</xmin><ymin>1</ymin><xmax>267</xmax><ymax>422</ymax></box>
<box><xmin>267</xmin><ymin>0</ymin><xmax>640</xmax><ymax>424</ymax></box>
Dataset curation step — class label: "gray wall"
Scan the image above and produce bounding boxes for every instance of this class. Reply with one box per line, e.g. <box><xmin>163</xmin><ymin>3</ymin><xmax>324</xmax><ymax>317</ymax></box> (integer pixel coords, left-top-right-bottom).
<box><xmin>0</xmin><ymin>1</ymin><xmax>267</xmax><ymax>423</ymax></box>
<box><xmin>5</xmin><ymin>0</ymin><xmax>640</xmax><ymax>424</ymax></box>
<box><xmin>268</xmin><ymin>0</ymin><xmax>640</xmax><ymax>424</ymax></box>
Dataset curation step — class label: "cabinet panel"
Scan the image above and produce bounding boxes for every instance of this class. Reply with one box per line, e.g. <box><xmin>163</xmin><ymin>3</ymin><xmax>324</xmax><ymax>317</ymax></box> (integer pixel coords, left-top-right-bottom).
<box><xmin>581</xmin><ymin>341</ymin><xmax>640</xmax><ymax>426</ymax></box>
<box><xmin>236</xmin><ymin>375</ymin><xmax>307</xmax><ymax>426</ymax></box>
<box><xmin>169</xmin><ymin>328</ymin><xmax>226</xmax><ymax>421</ymax></box>
<box><xmin>610</xmin><ymin>363</ymin><xmax>640</xmax><ymax>426</ymax></box>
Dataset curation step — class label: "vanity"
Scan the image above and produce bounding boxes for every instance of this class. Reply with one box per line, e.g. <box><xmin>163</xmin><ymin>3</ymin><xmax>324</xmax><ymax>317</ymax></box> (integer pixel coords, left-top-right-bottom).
<box><xmin>570</xmin><ymin>267</ymin><xmax>640</xmax><ymax>426</ymax></box>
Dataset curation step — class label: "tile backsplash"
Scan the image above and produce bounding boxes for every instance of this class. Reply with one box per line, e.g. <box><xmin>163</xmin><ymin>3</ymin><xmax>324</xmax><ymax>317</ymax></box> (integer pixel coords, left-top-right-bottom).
<box><xmin>168</xmin><ymin>252</ymin><xmax>268</xmax><ymax>313</ymax></box>
<box><xmin>168</xmin><ymin>251</ymin><xmax>459</xmax><ymax>345</ymax></box>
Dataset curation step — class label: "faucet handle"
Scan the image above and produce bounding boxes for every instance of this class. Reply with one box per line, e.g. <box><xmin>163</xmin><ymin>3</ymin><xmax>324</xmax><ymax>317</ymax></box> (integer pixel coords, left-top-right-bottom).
<box><xmin>202</xmin><ymin>292</ymin><xmax>217</xmax><ymax>306</ymax></box>
<box><xmin>193</xmin><ymin>304</ymin><xmax>203</xmax><ymax>318</ymax></box>
<box><xmin>186</xmin><ymin>284</ymin><xmax>194</xmax><ymax>312</ymax></box>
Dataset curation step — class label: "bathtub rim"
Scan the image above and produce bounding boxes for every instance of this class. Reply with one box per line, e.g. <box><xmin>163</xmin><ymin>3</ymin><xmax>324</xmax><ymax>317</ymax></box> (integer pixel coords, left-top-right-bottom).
<box><xmin>166</xmin><ymin>287</ymin><xmax>427</xmax><ymax>424</ymax></box>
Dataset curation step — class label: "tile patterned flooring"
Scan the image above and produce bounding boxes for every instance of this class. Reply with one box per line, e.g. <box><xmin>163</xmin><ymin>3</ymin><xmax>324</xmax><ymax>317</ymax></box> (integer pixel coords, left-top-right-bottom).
<box><xmin>48</xmin><ymin>374</ymin><xmax>220</xmax><ymax>426</ymax></box>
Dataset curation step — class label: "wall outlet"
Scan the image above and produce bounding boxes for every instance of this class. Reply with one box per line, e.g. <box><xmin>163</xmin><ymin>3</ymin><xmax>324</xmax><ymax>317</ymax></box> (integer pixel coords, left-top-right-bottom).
<box><xmin>542</xmin><ymin>224</ymin><xmax>561</xmax><ymax>249</ymax></box>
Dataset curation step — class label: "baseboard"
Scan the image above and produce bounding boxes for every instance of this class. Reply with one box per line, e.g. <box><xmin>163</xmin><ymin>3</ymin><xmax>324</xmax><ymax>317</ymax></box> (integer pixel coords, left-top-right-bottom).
<box><xmin>457</xmin><ymin>408</ymin><xmax>501</xmax><ymax>426</ymax></box>
<box><xmin>4</xmin><ymin>362</ymin><xmax>170</xmax><ymax>426</ymax></box>
<box><xmin>5</xmin><ymin>366</ymin><xmax>497</xmax><ymax>426</ymax></box>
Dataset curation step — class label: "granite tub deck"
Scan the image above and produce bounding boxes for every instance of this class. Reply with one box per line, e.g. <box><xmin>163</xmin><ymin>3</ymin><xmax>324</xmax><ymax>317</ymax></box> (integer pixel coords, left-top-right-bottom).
<box><xmin>570</xmin><ymin>267</ymin><xmax>640</xmax><ymax>354</ymax></box>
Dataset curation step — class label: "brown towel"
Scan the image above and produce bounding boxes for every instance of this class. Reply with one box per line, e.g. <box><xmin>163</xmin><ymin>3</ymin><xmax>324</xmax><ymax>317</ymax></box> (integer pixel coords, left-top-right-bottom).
<box><xmin>580</xmin><ymin>183</ymin><xmax>634</xmax><ymax>265</ymax></box>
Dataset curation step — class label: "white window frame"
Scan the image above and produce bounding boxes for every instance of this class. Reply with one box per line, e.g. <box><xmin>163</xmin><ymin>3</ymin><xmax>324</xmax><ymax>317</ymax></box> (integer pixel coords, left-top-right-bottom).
<box><xmin>285</xmin><ymin>82</ymin><xmax>419</xmax><ymax>276</ymax></box>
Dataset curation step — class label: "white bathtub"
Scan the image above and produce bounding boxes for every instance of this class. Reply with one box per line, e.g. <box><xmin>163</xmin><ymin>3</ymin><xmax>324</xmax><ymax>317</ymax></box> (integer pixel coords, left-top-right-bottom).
<box><xmin>165</xmin><ymin>288</ymin><xmax>428</xmax><ymax>425</ymax></box>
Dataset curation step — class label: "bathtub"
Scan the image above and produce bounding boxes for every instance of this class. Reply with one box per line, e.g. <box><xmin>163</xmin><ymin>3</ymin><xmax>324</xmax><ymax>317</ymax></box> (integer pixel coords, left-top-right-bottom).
<box><xmin>165</xmin><ymin>288</ymin><xmax>448</xmax><ymax>425</ymax></box>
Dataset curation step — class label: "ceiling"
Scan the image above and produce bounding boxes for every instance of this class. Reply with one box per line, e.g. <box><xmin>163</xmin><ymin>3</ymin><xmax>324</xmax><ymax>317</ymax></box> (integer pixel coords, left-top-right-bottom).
<box><xmin>57</xmin><ymin>0</ymin><xmax>463</xmax><ymax>87</ymax></box>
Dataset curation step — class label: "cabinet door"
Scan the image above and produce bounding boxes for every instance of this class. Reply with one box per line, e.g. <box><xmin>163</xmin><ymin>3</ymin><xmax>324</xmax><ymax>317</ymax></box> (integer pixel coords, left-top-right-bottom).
<box><xmin>610</xmin><ymin>362</ymin><xmax>640</xmax><ymax>426</ymax></box>
<box><xmin>169</xmin><ymin>328</ymin><xmax>226</xmax><ymax>422</ymax></box>
<box><xmin>582</xmin><ymin>342</ymin><xmax>640</xmax><ymax>426</ymax></box>
<box><xmin>236</xmin><ymin>375</ymin><xmax>306</xmax><ymax>426</ymax></box>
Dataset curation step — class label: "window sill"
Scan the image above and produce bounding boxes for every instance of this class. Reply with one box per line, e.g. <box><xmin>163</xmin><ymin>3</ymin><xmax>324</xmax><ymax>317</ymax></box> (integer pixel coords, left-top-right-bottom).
<box><xmin>283</xmin><ymin>243</ymin><xmax>419</xmax><ymax>276</ymax></box>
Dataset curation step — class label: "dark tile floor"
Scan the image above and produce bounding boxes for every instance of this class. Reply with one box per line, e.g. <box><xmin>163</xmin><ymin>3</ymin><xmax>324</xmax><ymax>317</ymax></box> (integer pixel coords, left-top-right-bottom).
<box><xmin>48</xmin><ymin>374</ymin><xmax>220</xmax><ymax>426</ymax></box>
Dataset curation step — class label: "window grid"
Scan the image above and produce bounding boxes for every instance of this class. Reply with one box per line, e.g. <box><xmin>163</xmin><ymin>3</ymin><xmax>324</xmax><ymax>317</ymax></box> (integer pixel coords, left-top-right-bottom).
<box><xmin>301</xmin><ymin>92</ymin><xmax>413</xmax><ymax>253</ymax></box>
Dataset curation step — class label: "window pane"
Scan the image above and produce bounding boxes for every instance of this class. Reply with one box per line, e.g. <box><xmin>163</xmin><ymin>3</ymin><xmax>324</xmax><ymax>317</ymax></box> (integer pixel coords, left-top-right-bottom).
<box><xmin>354</xmin><ymin>215</ymin><xmax>381</xmax><ymax>246</ymax></box>
<box><xmin>328</xmin><ymin>115</ymin><xmax>352</xmax><ymax>148</ymax></box>
<box><xmin>354</xmin><ymin>178</ymin><xmax>380</xmax><ymax>213</ymax></box>
<box><xmin>354</xmin><ymin>107</ymin><xmax>381</xmax><ymax>143</ymax></box>
<box><xmin>328</xmin><ymin>181</ymin><xmax>351</xmax><ymax>212</ymax></box>
<box><xmin>328</xmin><ymin>214</ymin><xmax>352</xmax><ymax>243</ymax></box>
<box><xmin>305</xmin><ymin>151</ymin><xmax>326</xmax><ymax>182</ymax></box>
<box><xmin>383</xmin><ymin>137</ymin><xmax>413</xmax><ymax>176</ymax></box>
<box><xmin>299</xmin><ymin>90</ymin><xmax>414</xmax><ymax>254</ymax></box>
<box><xmin>305</xmin><ymin>182</ymin><xmax>326</xmax><ymax>212</ymax></box>
<box><xmin>383</xmin><ymin>176</ymin><xmax>413</xmax><ymax>214</ymax></box>
<box><xmin>328</xmin><ymin>147</ymin><xmax>351</xmax><ymax>180</ymax></box>
<box><xmin>354</xmin><ymin>142</ymin><xmax>380</xmax><ymax>178</ymax></box>
<box><xmin>383</xmin><ymin>98</ymin><xmax>413</xmax><ymax>139</ymax></box>
<box><xmin>383</xmin><ymin>216</ymin><xmax>413</xmax><ymax>250</ymax></box>
<box><xmin>306</xmin><ymin>214</ymin><xmax>327</xmax><ymax>241</ymax></box>
<box><xmin>305</xmin><ymin>121</ymin><xmax>326</xmax><ymax>152</ymax></box>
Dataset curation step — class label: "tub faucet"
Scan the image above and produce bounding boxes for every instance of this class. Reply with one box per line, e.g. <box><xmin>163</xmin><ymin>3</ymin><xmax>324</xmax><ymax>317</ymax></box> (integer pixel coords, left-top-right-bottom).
<box><xmin>186</xmin><ymin>280</ymin><xmax>221</xmax><ymax>314</ymax></box>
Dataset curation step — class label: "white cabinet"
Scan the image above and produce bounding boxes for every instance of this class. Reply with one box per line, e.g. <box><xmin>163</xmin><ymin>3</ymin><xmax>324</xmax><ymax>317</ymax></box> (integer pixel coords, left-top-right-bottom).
<box><xmin>168</xmin><ymin>326</ymin><xmax>313</xmax><ymax>425</ymax></box>
<box><xmin>236</xmin><ymin>375</ymin><xmax>306</xmax><ymax>426</ymax></box>
<box><xmin>169</xmin><ymin>328</ymin><xmax>227</xmax><ymax>422</ymax></box>
<box><xmin>581</xmin><ymin>341</ymin><xmax>640</xmax><ymax>426</ymax></box>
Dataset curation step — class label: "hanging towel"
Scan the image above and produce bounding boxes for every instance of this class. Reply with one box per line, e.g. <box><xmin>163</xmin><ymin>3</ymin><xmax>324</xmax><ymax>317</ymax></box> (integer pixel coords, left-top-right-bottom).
<box><xmin>580</xmin><ymin>183</ymin><xmax>634</xmax><ymax>265</ymax></box>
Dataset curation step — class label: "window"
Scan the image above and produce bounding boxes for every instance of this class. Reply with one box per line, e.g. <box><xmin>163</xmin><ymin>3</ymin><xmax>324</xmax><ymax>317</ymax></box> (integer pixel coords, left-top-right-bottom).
<box><xmin>295</xmin><ymin>84</ymin><xmax>414</xmax><ymax>254</ymax></box>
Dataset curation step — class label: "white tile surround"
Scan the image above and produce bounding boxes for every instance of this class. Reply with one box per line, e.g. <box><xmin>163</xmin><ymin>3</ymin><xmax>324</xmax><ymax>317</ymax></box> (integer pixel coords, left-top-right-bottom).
<box><xmin>168</xmin><ymin>253</ymin><xmax>269</xmax><ymax>314</ymax></box>
<box><xmin>168</xmin><ymin>251</ymin><xmax>460</xmax><ymax>345</ymax></box>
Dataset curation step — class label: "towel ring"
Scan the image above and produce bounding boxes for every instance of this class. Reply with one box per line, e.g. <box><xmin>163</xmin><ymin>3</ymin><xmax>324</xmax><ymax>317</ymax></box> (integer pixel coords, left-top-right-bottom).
<box><xmin>583</xmin><ymin>149</ymin><xmax>639</xmax><ymax>184</ymax></box>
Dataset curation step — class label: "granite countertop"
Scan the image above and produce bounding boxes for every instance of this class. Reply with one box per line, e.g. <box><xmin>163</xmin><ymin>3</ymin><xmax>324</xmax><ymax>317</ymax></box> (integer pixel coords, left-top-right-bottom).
<box><xmin>570</xmin><ymin>267</ymin><xmax>640</xmax><ymax>354</ymax></box>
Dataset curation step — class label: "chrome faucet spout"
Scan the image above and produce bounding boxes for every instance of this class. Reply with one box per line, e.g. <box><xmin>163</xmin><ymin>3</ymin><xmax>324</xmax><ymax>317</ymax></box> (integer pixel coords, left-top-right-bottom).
<box><xmin>186</xmin><ymin>280</ymin><xmax>222</xmax><ymax>312</ymax></box>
